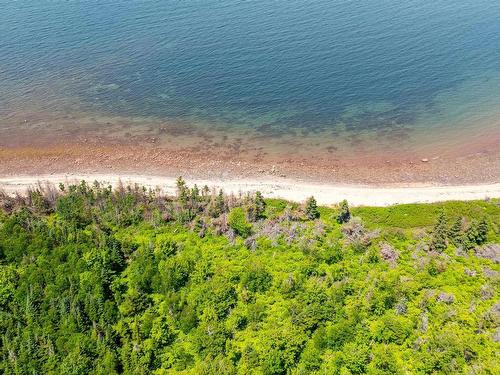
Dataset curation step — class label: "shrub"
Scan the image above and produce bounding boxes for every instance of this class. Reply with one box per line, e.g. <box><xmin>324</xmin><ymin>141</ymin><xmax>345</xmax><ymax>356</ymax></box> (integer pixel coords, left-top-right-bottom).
<box><xmin>228</xmin><ymin>207</ymin><xmax>252</xmax><ymax>238</ymax></box>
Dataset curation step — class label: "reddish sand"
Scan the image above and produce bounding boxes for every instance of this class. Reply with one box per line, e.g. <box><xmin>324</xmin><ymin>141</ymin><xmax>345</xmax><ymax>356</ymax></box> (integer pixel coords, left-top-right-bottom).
<box><xmin>1</xmin><ymin>141</ymin><xmax>499</xmax><ymax>185</ymax></box>
<box><xmin>1</xmin><ymin>110</ymin><xmax>499</xmax><ymax>185</ymax></box>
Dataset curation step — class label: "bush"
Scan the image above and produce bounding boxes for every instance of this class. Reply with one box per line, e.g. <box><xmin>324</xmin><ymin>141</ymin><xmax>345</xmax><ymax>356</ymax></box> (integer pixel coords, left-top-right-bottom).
<box><xmin>228</xmin><ymin>207</ymin><xmax>252</xmax><ymax>238</ymax></box>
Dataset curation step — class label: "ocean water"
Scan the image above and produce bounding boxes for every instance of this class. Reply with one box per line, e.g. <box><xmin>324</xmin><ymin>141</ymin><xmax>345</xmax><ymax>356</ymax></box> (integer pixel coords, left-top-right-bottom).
<box><xmin>1</xmin><ymin>0</ymin><xmax>500</xmax><ymax>154</ymax></box>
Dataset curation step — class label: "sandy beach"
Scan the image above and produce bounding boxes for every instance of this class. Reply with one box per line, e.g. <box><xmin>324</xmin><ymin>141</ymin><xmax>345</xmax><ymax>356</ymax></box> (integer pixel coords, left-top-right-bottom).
<box><xmin>1</xmin><ymin>117</ymin><xmax>499</xmax><ymax>206</ymax></box>
<box><xmin>1</xmin><ymin>173</ymin><xmax>499</xmax><ymax>206</ymax></box>
<box><xmin>1</xmin><ymin>111</ymin><xmax>499</xmax><ymax>206</ymax></box>
<box><xmin>2</xmin><ymin>107</ymin><xmax>500</xmax><ymax>184</ymax></box>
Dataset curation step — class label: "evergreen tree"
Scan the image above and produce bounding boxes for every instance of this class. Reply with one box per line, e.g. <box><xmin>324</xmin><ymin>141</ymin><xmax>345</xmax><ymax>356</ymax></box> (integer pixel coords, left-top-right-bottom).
<box><xmin>464</xmin><ymin>221</ymin><xmax>479</xmax><ymax>250</ymax></box>
<box><xmin>337</xmin><ymin>199</ymin><xmax>351</xmax><ymax>224</ymax></box>
<box><xmin>190</xmin><ymin>184</ymin><xmax>201</xmax><ymax>213</ymax></box>
<box><xmin>216</xmin><ymin>189</ymin><xmax>226</xmax><ymax>215</ymax></box>
<box><xmin>464</xmin><ymin>219</ymin><xmax>488</xmax><ymax>249</ymax></box>
<box><xmin>201</xmin><ymin>185</ymin><xmax>210</xmax><ymax>200</ymax></box>
<box><xmin>176</xmin><ymin>176</ymin><xmax>189</xmax><ymax>205</ymax></box>
<box><xmin>209</xmin><ymin>189</ymin><xmax>226</xmax><ymax>218</ymax></box>
<box><xmin>191</xmin><ymin>184</ymin><xmax>200</xmax><ymax>203</ymax></box>
<box><xmin>247</xmin><ymin>191</ymin><xmax>266</xmax><ymax>221</ymax></box>
<box><xmin>305</xmin><ymin>196</ymin><xmax>320</xmax><ymax>220</ymax></box>
<box><xmin>448</xmin><ymin>217</ymin><xmax>463</xmax><ymax>247</ymax></box>
<box><xmin>477</xmin><ymin>218</ymin><xmax>488</xmax><ymax>244</ymax></box>
<box><xmin>429</xmin><ymin>211</ymin><xmax>448</xmax><ymax>252</ymax></box>
<box><xmin>255</xmin><ymin>191</ymin><xmax>266</xmax><ymax>219</ymax></box>
<box><xmin>175</xmin><ymin>177</ymin><xmax>196</xmax><ymax>223</ymax></box>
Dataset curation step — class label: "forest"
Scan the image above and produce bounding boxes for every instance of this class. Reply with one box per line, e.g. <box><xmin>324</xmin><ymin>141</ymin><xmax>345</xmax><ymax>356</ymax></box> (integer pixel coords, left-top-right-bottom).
<box><xmin>0</xmin><ymin>179</ymin><xmax>499</xmax><ymax>374</ymax></box>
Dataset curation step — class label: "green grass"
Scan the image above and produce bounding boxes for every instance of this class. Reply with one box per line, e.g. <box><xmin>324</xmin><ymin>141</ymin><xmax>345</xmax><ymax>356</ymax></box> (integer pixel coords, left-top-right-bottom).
<box><xmin>352</xmin><ymin>199</ymin><xmax>500</xmax><ymax>229</ymax></box>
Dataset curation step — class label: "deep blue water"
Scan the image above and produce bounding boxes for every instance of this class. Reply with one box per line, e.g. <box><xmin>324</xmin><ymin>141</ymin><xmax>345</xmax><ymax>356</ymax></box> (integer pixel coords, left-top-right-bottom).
<box><xmin>1</xmin><ymin>0</ymin><xmax>500</xmax><ymax>141</ymax></box>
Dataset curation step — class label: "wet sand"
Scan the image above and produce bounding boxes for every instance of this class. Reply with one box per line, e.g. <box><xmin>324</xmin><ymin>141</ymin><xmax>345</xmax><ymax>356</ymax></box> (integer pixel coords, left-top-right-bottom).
<box><xmin>0</xmin><ymin>141</ymin><xmax>499</xmax><ymax>184</ymax></box>
<box><xmin>0</xmin><ymin>110</ymin><xmax>499</xmax><ymax>201</ymax></box>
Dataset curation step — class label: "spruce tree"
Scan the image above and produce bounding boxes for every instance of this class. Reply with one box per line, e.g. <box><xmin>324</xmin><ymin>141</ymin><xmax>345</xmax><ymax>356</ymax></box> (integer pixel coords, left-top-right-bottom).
<box><xmin>448</xmin><ymin>217</ymin><xmax>463</xmax><ymax>247</ymax></box>
<box><xmin>477</xmin><ymin>218</ymin><xmax>488</xmax><ymax>245</ymax></box>
<box><xmin>464</xmin><ymin>221</ymin><xmax>479</xmax><ymax>250</ymax></box>
<box><xmin>216</xmin><ymin>189</ymin><xmax>226</xmax><ymax>215</ymax></box>
<box><xmin>464</xmin><ymin>219</ymin><xmax>488</xmax><ymax>249</ymax></box>
<box><xmin>305</xmin><ymin>196</ymin><xmax>320</xmax><ymax>220</ymax></box>
<box><xmin>191</xmin><ymin>184</ymin><xmax>200</xmax><ymax>202</ymax></box>
<box><xmin>208</xmin><ymin>189</ymin><xmax>226</xmax><ymax>218</ymax></box>
<box><xmin>248</xmin><ymin>191</ymin><xmax>266</xmax><ymax>221</ymax></box>
<box><xmin>337</xmin><ymin>199</ymin><xmax>351</xmax><ymax>224</ymax></box>
<box><xmin>255</xmin><ymin>191</ymin><xmax>266</xmax><ymax>219</ymax></box>
<box><xmin>201</xmin><ymin>185</ymin><xmax>210</xmax><ymax>200</ymax></box>
<box><xmin>430</xmin><ymin>211</ymin><xmax>448</xmax><ymax>252</ymax></box>
<box><xmin>176</xmin><ymin>176</ymin><xmax>189</xmax><ymax>205</ymax></box>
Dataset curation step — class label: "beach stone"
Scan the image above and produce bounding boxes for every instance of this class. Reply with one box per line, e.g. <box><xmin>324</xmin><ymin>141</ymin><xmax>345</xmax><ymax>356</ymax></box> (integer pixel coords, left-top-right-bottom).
<box><xmin>421</xmin><ymin>158</ymin><xmax>429</xmax><ymax>162</ymax></box>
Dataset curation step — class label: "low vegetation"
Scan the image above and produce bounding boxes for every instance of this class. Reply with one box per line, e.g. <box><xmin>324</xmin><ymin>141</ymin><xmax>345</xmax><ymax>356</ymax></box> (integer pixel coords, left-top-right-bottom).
<box><xmin>0</xmin><ymin>179</ymin><xmax>499</xmax><ymax>374</ymax></box>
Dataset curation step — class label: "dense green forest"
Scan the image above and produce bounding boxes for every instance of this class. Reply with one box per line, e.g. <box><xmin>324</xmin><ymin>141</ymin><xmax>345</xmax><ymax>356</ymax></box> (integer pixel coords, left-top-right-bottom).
<box><xmin>0</xmin><ymin>179</ymin><xmax>499</xmax><ymax>374</ymax></box>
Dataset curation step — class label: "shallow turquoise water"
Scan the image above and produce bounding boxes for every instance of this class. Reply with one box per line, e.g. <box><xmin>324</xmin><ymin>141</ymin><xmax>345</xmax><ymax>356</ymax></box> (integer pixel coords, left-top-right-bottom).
<box><xmin>1</xmin><ymin>0</ymin><xmax>500</xmax><ymax>148</ymax></box>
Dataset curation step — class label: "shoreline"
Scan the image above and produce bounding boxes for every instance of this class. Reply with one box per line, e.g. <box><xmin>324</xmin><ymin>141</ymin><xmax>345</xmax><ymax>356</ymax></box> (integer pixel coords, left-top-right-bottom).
<box><xmin>1</xmin><ymin>139</ymin><xmax>499</xmax><ymax>186</ymax></box>
<box><xmin>1</xmin><ymin>111</ymin><xmax>499</xmax><ymax>202</ymax></box>
<box><xmin>1</xmin><ymin>173</ymin><xmax>499</xmax><ymax>206</ymax></box>
<box><xmin>1</xmin><ymin>107</ymin><xmax>500</xmax><ymax>186</ymax></box>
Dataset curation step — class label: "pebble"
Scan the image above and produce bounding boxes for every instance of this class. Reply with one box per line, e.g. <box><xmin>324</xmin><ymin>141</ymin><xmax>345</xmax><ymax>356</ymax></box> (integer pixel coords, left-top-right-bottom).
<box><xmin>421</xmin><ymin>158</ymin><xmax>429</xmax><ymax>162</ymax></box>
